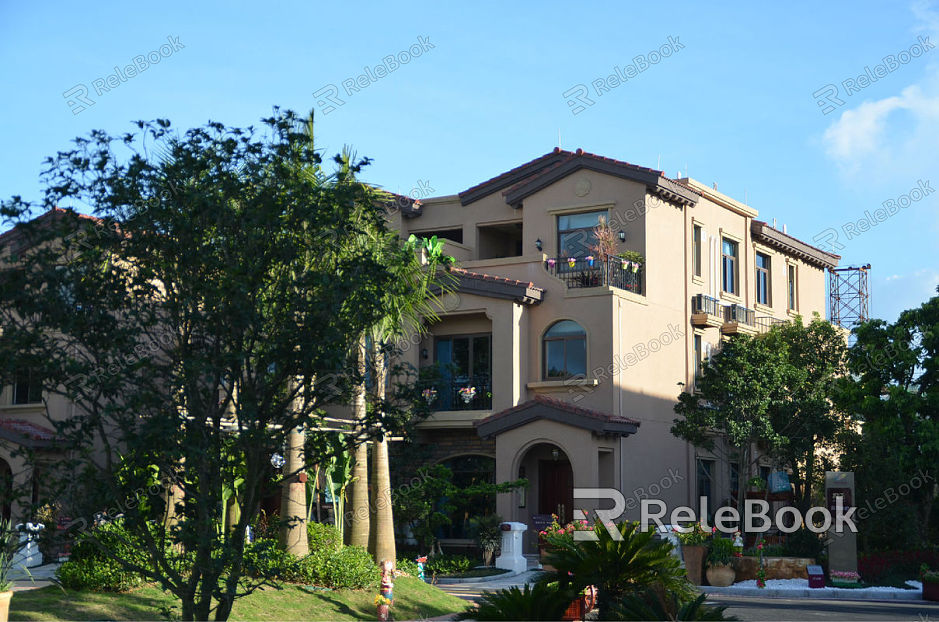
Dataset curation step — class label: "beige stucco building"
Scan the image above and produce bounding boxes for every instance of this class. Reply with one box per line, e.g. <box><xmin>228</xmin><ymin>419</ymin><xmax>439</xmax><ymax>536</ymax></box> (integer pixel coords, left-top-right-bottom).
<box><xmin>389</xmin><ymin>148</ymin><xmax>839</xmax><ymax>551</ymax></box>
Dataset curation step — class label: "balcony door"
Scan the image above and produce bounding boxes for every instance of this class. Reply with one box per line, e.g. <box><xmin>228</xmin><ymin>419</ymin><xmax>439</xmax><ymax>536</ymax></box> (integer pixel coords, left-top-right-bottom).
<box><xmin>435</xmin><ymin>333</ymin><xmax>491</xmax><ymax>409</ymax></box>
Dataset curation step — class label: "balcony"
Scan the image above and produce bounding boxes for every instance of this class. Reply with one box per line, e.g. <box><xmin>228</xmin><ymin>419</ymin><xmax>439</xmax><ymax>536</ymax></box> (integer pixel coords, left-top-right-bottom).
<box><xmin>691</xmin><ymin>294</ymin><xmax>724</xmax><ymax>328</ymax></box>
<box><xmin>755</xmin><ymin>316</ymin><xmax>787</xmax><ymax>334</ymax></box>
<box><xmin>722</xmin><ymin>304</ymin><xmax>758</xmax><ymax>335</ymax></box>
<box><xmin>545</xmin><ymin>256</ymin><xmax>643</xmax><ymax>294</ymax></box>
<box><xmin>420</xmin><ymin>374</ymin><xmax>492</xmax><ymax>411</ymax></box>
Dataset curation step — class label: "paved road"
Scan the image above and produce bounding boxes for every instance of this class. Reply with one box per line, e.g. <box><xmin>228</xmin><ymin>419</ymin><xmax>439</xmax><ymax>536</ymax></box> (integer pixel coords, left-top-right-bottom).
<box><xmin>707</xmin><ymin>594</ymin><xmax>939</xmax><ymax>621</ymax></box>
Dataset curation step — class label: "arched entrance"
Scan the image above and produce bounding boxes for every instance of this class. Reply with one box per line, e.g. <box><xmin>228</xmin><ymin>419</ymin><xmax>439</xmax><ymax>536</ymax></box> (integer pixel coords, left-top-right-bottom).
<box><xmin>518</xmin><ymin>442</ymin><xmax>574</xmax><ymax>525</ymax></box>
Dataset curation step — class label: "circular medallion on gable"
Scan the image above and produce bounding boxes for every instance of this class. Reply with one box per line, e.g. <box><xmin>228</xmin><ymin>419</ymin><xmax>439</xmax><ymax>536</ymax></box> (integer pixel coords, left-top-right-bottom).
<box><xmin>574</xmin><ymin>178</ymin><xmax>591</xmax><ymax>197</ymax></box>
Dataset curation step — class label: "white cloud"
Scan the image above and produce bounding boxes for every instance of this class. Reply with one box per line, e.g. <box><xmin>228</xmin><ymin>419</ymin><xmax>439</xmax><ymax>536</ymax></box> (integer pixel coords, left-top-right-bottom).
<box><xmin>821</xmin><ymin>2</ymin><xmax>939</xmax><ymax>179</ymax></box>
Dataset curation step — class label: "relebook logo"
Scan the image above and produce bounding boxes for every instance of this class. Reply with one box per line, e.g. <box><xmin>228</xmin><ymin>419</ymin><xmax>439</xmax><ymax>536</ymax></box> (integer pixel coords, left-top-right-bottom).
<box><xmin>571</xmin><ymin>488</ymin><xmax>857</xmax><ymax>541</ymax></box>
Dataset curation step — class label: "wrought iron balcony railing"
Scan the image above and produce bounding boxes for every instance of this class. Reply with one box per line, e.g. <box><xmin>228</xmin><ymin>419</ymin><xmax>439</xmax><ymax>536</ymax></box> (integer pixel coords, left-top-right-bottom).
<box><xmin>691</xmin><ymin>294</ymin><xmax>722</xmax><ymax>316</ymax></box>
<box><xmin>724</xmin><ymin>303</ymin><xmax>756</xmax><ymax>327</ymax></box>
<box><xmin>755</xmin><ymin>316</ymin><xmax>787</xmax><ymax>334</ymax></box>
<box><xmin>419</xmin><ymin>374</ymin><xmax>492</xmax><ymax>411</ymax></box>
<box><xmin>544</xmin><ymin>256</ymin><xmax>643</xmax><ymax>294</ymax></box>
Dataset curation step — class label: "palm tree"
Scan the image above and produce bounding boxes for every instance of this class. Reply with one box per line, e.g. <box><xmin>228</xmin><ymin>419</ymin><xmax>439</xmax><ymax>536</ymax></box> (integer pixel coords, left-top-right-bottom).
<box><xmin>291</xmin><ymin>111</ymin><xmax>456</xmax><ymax>562</ymax></box>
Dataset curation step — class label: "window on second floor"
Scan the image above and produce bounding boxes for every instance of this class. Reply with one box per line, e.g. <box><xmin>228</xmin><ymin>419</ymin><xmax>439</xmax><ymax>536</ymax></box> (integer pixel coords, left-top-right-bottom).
<box><xmin>721</xmin><ymin>238</ymin><xmax>738</xmax><ymax>295</ymax></box>
<box><xmin>543</xmin><ymin>320</ymin><xmax>587</xmax><ymax>379</ymax></box>
<box><xmin>13</xmin><ymin>369</ymin><xmax>42</xmax><ymax>405</ymax></box>
<box><xmin>693</xmin><ymin>334</ymin><xmax>703</xmax><ymax>380</ymax></box>
<box><xmin>692</xmin><ymin>224</ymin><xmax>702</xmax><ymax>278</ymax></box>
<box><xmin>755</xmin><ymin>252</ymin><xmax>771</xmax><ymax>305</ymax></box>
<box><xmin>787</xmin><ymin>264</ymin><xmax>798</xmax><ymax>311</ymax></box>
<box><xmin>557</xmin><ymin>210</ymin><xmax>606</xmax><ymax>258</ymax></box>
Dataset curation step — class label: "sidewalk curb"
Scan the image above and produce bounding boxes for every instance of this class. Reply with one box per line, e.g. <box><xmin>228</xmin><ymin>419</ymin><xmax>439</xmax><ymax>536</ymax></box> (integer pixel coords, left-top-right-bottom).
<box><xmin>703</xmin><ymin>586</ymin><xmax>924</xmax><ymax>601</ymax></box>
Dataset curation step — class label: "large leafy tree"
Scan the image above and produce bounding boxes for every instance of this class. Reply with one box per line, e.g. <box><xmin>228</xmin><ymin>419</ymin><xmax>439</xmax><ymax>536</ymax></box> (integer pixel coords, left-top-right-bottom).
<box><xmin>836</xmin><ymin>289</ymin><xmax>939</xmax><ymax>549</ymax></box>
<box><xmin>672</xmin><ymin>334</ymin><xmax>792</xmax><ymax>511</ymax></box>
<box><xmin>763</xmin><ymin>315</ymin><xmax>848</xmax><ymax>514</ymax></box>
<box><xmin>0</xmin><ymin>110</ymin><xmax>439</xmax><ymax>621</ymax></box>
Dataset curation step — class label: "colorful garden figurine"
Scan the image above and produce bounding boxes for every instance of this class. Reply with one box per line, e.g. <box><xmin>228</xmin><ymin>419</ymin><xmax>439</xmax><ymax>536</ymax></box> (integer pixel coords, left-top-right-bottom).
<box><xmin>380</xmin><ymin>559</ymin><xmax>394</xmax><ymax>603</ymax></box>
<box><xmin>416</xmin><ymin>556</ymin><xmax>427</xmax><ymax>582</ymax></box>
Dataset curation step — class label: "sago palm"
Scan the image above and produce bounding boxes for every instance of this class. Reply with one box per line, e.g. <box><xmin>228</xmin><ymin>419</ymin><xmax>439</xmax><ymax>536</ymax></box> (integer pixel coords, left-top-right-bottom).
<box><xmin>544</xmin><ymin>520</ymin><xmax>693</xmax><ymax>619</ymax></box>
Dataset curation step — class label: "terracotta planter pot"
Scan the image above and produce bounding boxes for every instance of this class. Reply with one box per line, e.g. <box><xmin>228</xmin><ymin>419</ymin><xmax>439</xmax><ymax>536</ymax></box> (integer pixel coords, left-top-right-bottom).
<box><xmin>0</xmin><ymin>591</ymin><xmax>12</xmax><ymax>622</ymax></box>
<box><xmin>377</xmin><ymin>603</ymin><xmax>390</xmax><ymax>621</ymax></box>
<box><xmin>924</xmin><ymin>581</ymin><xmax>939</xmax><ymax>602</ymax></box>
<box><xmin>682</xmin><ymin>545</ymin><xmax>706</xmax><ymax>585</ymax></box>
<box><xmin>706</xmin><ymin>563</ymin><xmax>736</xmax><ymax>587</ymax></box>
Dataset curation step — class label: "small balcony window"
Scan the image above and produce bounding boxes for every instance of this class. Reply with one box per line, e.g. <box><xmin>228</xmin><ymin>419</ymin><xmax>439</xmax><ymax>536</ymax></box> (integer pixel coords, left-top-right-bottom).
<box><xmin>756</xmin><ymin>252</ymin><xmax>771</xmax><ymax>306</ymax></box>
<box><xmin>13</xmin><ymin>369</ymin><xmax>42</xmax><ymax>405</ymax></box>
<box><xmin>788</xmin><ymin>264</ymin><xmax>798</xmax><ymax>311</ymax></box>
<box><xmin>721</xmin><ymin>238</ymin><xmax>738</xmax><ymax>295</ymax></box>
<box><xmin>692</xmin><ymin>224</ymin><xmax>703</xmax><ymax>278</ymax></box>
<box><xmin>543</xmin><ymin>320</ymin><xmax>587</xmax><ymax>379</ymax></box>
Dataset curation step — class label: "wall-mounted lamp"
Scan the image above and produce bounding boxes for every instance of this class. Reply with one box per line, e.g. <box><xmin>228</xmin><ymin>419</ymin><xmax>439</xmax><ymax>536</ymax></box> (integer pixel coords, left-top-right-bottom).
<box><xmin>535</xmin><ymin>238</ymin><xmax>543</xmax><ymax>251</ymax></box>
<box><xmin>421</xmin><ymin>348</ymin><xmax>429</xmax><ymax>360</ymax></box>
<box><xmin>551</xmin><ymin>448</ymin><xmax>560</xmax><ymax>462</ymax></box>
<box><xmin>618</xmin><ymin>230</ymin><xmax>626</xmax><ymax>242</ymax></box>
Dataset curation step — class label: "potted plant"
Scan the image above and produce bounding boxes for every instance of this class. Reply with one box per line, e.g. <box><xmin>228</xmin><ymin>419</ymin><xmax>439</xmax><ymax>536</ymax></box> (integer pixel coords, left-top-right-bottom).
<box><xmin>421</xmin><ymin>387</ymin><xmax>437</xmax><ymax>404</ymax></box>
<box><xmin>921</xmin><ymin>565</ymin><xmax>939</xmax><ymax>601</ymax></box>
<box><xmin>458</xmin><ymin>386</ymin><xmax>476</xmax><ymax>404</ymax></box>
<box><xmin>470</xmin><ymin>514</ymin><xmax>503</xmax><ymax>567</ymax></box>
<box><xmin>0</xmin><ymin>520</ymin><xmax>24</xmax><ymax>622</ymax></box>
<box><xmin>375</xmin><ymin>594</ymin><xmax>392</xmax><ymax>621</ymax></box>
<box><xmin>705</xmin><ymin>536</ymin><xmax>736</xmax><ymax>587</ymax></box>
<box><xmin>673</xmin><ymin>523</ymin><xmax>709</xmax><ymax>585</ymax></box>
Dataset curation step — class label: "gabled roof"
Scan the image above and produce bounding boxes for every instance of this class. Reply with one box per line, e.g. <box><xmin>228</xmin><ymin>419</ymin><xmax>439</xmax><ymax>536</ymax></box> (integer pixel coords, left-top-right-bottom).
<box><xmin>751</xmin><ymin>220</ymin><xmax>840</xmax><ymax>269</ymax></box>
<box><xmin>0</xmin><ymin>418</ymin><xmax>61</xmax><ymax>449</ymax></box>
<box><xmin>502</xmin><ymin>149</ymin><xmax>698</xmax><ymax>209</ymax></box>
<box><xmin>449</xmin><ymin>267</ymin><xmax>544</xmax><ymax>304</ymax></box>
<box><xmin>475</xmin><ymin>394</ymin><xmax>639</xmax><ymax>438</ymax></box>
<box><xmin>456</xmin><ymin>148</ymin><xmax>699</xmax><ymax>208</ymax></box>
<box><xmin>458</xmin><ymin>150</ymin><xmax>569</xmax><ymax>206</ymax></box>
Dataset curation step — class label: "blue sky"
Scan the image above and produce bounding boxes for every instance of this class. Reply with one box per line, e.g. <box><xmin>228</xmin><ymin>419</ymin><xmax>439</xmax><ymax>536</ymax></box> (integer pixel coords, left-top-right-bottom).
<box><xmin>1</xmin><ymin>1</ymin><xmax>936</xmax><ymax>323</ymax></box>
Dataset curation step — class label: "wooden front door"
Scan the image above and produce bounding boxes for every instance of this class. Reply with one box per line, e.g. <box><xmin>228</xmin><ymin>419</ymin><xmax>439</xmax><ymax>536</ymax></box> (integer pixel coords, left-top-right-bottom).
<box><xmin>539</xmin><ymin>459</ymin><xmax>574</xmax><ymax>524</ymax></box>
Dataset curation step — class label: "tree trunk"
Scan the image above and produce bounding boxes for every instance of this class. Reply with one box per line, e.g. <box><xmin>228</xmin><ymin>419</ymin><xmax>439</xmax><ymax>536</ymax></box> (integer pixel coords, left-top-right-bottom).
<box><xmin>279</xmin><ymin>425</ymin><xmax>309</xmax><ymax>557</ymax></box>
<box><xmin>370</xmin><ymin>342</ymin><xmax>396</xmax><ymax>566</ymax></box>
<box><xmin>349</xmin><ymin>337</ymin><xmax>371</xmax><ymax>549</ymax></box>
<box><xmin>372</xmin><ymin>438</ymin><xmax>395</xmax><ymax>565</ymax></box>
<box><xmin>350</xmin><ymin>441</ymin><xmax>371</xmax><ymax>548</ymax></box>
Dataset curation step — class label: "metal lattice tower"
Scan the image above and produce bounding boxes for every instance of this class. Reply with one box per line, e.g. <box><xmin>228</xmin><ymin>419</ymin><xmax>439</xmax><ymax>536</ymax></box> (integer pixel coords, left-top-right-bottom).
<box><xmin>829</xmin><ymin>265</ymin><xmax>871</xmax><ymax>329</ymax></box>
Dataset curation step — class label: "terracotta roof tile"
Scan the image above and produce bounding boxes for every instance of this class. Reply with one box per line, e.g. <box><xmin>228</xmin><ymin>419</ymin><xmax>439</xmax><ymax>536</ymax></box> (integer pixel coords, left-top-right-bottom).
<box><xmin>449</xmin><ymin>267</ymin><xmax>542</xmax><ymax>291</ymax></box>
<box><xmin>0</xmin><ymin>418</ymin><xmax>57</xmax><ymax>442</ymax></box>
<box><xmin>478</xmin><ymin>394</ymin><xmax>640</xmax><ymax>427</ymax></box>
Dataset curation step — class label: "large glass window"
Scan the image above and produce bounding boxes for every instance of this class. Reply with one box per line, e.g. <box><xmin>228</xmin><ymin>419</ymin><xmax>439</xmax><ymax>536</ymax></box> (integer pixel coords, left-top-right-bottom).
<box><xmin>756</xmin><ymin>252</ymin><xmax>771</xmax><ymax>305</ymax></box>
<box><xmin>543</xmin><ymin>320</ymin><xmax>587</xmax><ymax>379</ymax></box>
<box><xmin>721</xmin><ymin>238</ymin><xmax>738</xmax><ymax>295</ymax></box>
<box><xmin>692</xmin><ymin>224</ymin><xmax>702</xmax><ymax>278</ymax></box>
<box><xmin>557</xmin><ymin>211</ymin><xmax>606</xmax><ymax>258</ymax></box>
<box><xmin>434</xmin><ymin>334</ymin><xmax>492</xmax><ymax>410</ymax></box>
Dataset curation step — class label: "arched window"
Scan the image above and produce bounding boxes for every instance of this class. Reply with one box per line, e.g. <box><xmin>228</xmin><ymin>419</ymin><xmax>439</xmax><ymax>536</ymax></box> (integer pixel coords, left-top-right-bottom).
<box><xmin>543</xmin><ymin>320</ymin><xmax>587</xmax><ymax>379</ymax></box>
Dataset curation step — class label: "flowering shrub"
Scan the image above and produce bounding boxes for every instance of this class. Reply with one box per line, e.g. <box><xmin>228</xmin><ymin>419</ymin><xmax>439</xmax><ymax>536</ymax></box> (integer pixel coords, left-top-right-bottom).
<box><xmin>538</xmin><ymin>514</ymin><xmax>593</xmax><ymax>547</ymax></box>
<box><xmin>672</xmin><ymin>523</ymin><xmax>710</xmax><ymax>546</ymax></box>
<box><xmin>830</xmin><ymin>570</ymin><xmax>860</xmax><ymax>582</ymax></box>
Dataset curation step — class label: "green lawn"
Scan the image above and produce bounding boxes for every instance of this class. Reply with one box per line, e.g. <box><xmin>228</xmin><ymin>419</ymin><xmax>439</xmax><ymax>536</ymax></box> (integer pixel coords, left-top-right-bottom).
<box><xmin>10</xmin><ymin>576</ymin><xmax>470</xmax><ymax>621</ymax></box>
